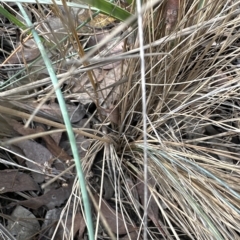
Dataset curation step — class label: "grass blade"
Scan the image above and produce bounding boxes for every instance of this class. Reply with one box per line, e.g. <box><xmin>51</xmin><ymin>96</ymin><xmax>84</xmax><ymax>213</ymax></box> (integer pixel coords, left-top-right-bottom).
<box><xmin>77</xmin><ymin>0</ymin><xmax>132</xmax><ymax>21</ymax></box>
<box><xmin>0</xmin><ymin>5</ymin><xmax>26</xmax><ymax>29</ymax></box>
<box><xmin>16</xmin><ymin>3</ymin><xmax>94</xmax><ymax>240</ymax></box>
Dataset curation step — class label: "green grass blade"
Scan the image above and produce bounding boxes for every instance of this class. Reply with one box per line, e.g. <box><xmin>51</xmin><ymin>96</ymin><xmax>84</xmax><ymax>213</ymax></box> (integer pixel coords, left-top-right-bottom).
<box><xmin>0</xmin><ymin>5</ymin><xmax>26</xmax><ymax>29</ymax></box>
<box><xmin>2</xmin><ymin>0</ymin><xmax>132</xmax><ymax>21</ymax></box>
<box><xmin>77</xmin><ymin>0</ymin><xmax>131</xmax><ymax>21</ymax></box>
<box><xmin>16</xmin><ymin>3</ymin><xmax>94</xmax><ymax>240</ymax></box>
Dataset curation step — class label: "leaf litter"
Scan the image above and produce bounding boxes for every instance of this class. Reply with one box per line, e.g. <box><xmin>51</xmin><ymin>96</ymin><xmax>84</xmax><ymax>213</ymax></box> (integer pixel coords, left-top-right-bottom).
<box><xmin>0</xmin><ymin>170</ymin><xmax>39</xmax><ymax>193</ymax></box>
<box><xmin>1</xmin><ymin>0</ymin><xmax>240</xmax><ymax>239</ymax></box>
<box><xmin>40</xmin><ymin>207</ymin><xmax>84</xmax><ymax>240</ymax></box>
<box><xmin>0</xmin><ymin>2</ymin><xmax>128</xmax><ymax>237</ymax></box>
<box><xmin>7</xmin><ymin>206</ymin><xmax>40</xmax><ymax>240</ymax></box>
<box><xmin>15</xmin><ymin>178</ymin><xmax>74</xmax><ymax>210</ymax></box>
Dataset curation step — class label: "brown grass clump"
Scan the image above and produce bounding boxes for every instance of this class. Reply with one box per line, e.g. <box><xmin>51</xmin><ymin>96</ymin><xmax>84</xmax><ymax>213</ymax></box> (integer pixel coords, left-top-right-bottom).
<box><xmin>109</xmin><ymin>0</ymin><xmax>240</xmax><ymax>239</ymax></box>
<box><xmin>1</xmin><ymin>0</ymin><xmax>240</xmax><ymax>239</ymax></box>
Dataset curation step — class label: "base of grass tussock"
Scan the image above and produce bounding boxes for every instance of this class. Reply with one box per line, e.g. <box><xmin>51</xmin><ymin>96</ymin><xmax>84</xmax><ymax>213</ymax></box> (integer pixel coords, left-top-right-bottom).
<box><xmin>1</xmin><ymin>0</ymin><xmax>240</xmax><ymax>239</ymax></box>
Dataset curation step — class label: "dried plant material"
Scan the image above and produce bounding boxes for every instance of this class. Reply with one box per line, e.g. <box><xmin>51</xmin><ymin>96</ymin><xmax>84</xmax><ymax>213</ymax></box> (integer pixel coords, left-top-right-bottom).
<box><xmin>120</xmin><ymin>231</ymin><xmax>139</xmax><ymax>240</ymax></box>
<box><xmin>100</xmin><ymin>105</ymin><xmax>120</xmax><ymax>125</ymax></box>
<box><xmin>40</xmin><ymin>208</ymin><xmax>86</xmax><ymax>239</ymax></box>
<box><xmin>87</xmin><ymin>32</ymin><xmax>124</xmax><ymax>69</ymax></box>
<box><xmin>50</xmin><ymin>131</ymin><xmax>62</xmax><ymax>145</ymax></box>
<box><xmin>0</xmin><ymin>116</ymin><xmax>15</xmax><ymax>137</ymax></box>
<box><xmin>136</xmin><ymin>175</ymin><xmax>166</xmax><ymax>237</ymax></box>
<box><xmin>7</xmin><ymin>206</ymin><xmax>40</xmax><ymax>240</ymax></box>
<box><xmin>72</xmin><ymin>63</ymin><xmax>126</xmax><ymax>105</ymax></box>
<box><xmin>77</xmin><ymin>9</ymin><xmax>115</xmax><ymax>29</ymax></box>
<box><xmin>210</xmin><ymin>139</ymin><xmax>233</xmax><ymax>164</ymax></box>
<box><xmin>209</xmin><ymin>70</ymin><xmax>232</xmax><ymax>88</ymax></box>
<box><xmin>7</xmin><ymin>39</ymin><xmax>40</xmax><ymax>64</ymax></box>
<box><xmin>39</xmin><ymin>208</ymin><xmax>62</xmax><ymax>239</ymax></box>
<box><xmin>71</xmin><ymin>69</ymin><xmax>105</xmax><ymax>105</ymax></box>
<box><xmin>102</xmin><ymin>40</ymin><xmax>124</xmax><ymax>70</ymax></box>
<box><xmin>0</xmin><ymin>170</ymin><xmax>39</xmax><ymax>193</ymax></box>
<box><xmin>60</xmin><ymin>118</ymin><xmax>91</xmax><ymax>158</ymax></box>
<box><xmin>184</xmin><ymin>118</ymin><xmax>205</xmax><ymax>140</ymax></box>
<box><xmin>165</xmin><ymin>0</ymin><xmax>179</xmax><ymax>30</ymax></box>
<box><xmin>98</xmin><ymin>63</ymin><xmax>127</xmax><ymax>102</ymax></box>
<box><xmin>36</xmin><ymin>125</ymin><xmax>71</xmax><ymax>162</ymax></box>
<box><xmin>13</xmin><ymin>139</ymin><xmax>53</xmax><ymax>183</ymax></box>
<box><xmin>9</xmin><ymin>118</ymin><xmax>34</xmax><ymax>136</ymax></box>
<box><xmin>125</xmin><ymin>177</ymin><xmax>140</xmax><ymax>212</ymax></box>
<box><xmin>8</xmin><ymin>145</ymin><xmax>25</xmax><ymax>165</ymax></box>
<box><xmin>9</xmin><ymin>119</ymin><xmax>71</xmax><ymax>162</ymax></box>
<box><xmin>61</xmin><ymin>134</ymin><xmax>91</xmax><ymax>158</ymax></box>
<box><xmin>101</xmin><ymin>175</ymin><xmax>114</xmax><ymax>200</ymax></box>
<box><xmin>72</xmin><ymin>69</ymin><xmax>105</xmax><ymax>93</ymax></box>
<box><xmin>16</xmin><ymin>5</ymin><xmax>32</xmax><ymax>23</ymax></box>
<box><xmin>18</xmin><ymin>179</ymin><xmax>74</xmax><ymax>209</ymax></box>
<box><xmin>50</xmin><ymin>102</ymin><xmax>86</xmax><ymax>123</ymax></box>
<box><xmin>2</xmin><ymin>1</ymin><xmax>240</xmax><ymax>239</ymax></box>
<box><xmin>94</xmin><ymin>194</ymin><xmax>136</xmax><ymax>235</ymax></box>
<box><xmin>87</xmin><ymin>31</ymin><xmax>109</xmax><ymax>52</ymax></box>
<box><xmin>55</xmin><ymin>212</ymin><xmax>86</xmax><ymax>239</ymax></box>
<box><xmin>39</xmin><ymin>16</ymin><xmax>72</xmax><ymax>43</ymax></box>
<box><xmin>77</xmin><ymin>136</ymin><xmax>92</xmax><ymax>159</ymax></box>
<box><xmin>11</xmin><ymin>101</ymin><xmax>86</xmax><ymax>124</ymax></box>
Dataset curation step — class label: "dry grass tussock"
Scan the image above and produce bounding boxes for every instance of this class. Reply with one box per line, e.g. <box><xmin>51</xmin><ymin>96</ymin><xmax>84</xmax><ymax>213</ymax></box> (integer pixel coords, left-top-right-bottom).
<box><xmin>1</xmin><ymin>0</ymin><xmax>240</xmax><ymax>239</ymax></box>
<box><xmin>113</xmin><ymin>0</ymin><xmax>240</xmax><ymax>239</ymax></box>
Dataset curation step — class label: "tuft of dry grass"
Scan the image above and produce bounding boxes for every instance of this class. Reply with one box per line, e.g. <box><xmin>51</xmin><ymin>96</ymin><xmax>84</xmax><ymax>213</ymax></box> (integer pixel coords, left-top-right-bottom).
<box><xmin>112</xmin><ymin>0</ymin><xmax>240</xmax><ymax>239</ymax></box>
<box><xmin>1</xmin><ymin>0</ymin><xmax>240</xmax><ymax>239</ymax></box>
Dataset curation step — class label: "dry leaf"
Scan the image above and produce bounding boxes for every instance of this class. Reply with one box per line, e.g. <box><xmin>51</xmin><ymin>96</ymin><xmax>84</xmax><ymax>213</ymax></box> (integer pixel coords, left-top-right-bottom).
<box><xmin>98</xmin><ymin>63</ymin><xmax>127</xmax><ymax>103</ymax></box>
<box><xmin>7</xmin><ymin>206</ymin><xmax>40</xmax><ymax>240</ymax></box>
<box><xmin>0</xmin><ymin>115</ymin><xmax>15</xmax><ymax>137</ymax></box>
<box><xmin>94</xmin><ymin>194</ymin><xmax>136</xmax><ymax>235</ymax></box>
<box><xmin>36</xmin><ymin>125</ymin><xmax>71</xmax><ymax>162</ymax></box>
<box><xmin>102</xmin><ymin>41</ymin><xmax>124</xmax><ymax>70</ymax></box>
<box><xmin>8</xmin><ymin>145</ymin><xmax>26</xmax><ymax>165</ymax></box>
<box><xmin>18</xmin><ymin>179</ymin><xmax>74</xmax><ymax>209</ymax></box>
<box><xmin>40</xmin><ymin>208</ymin><xmax>85</xmax><ymax>240</ymax></box>
<box><xmin>9</xmin><ymin>119</ymin><xmax>71</xmax><ymax>162</ymax></box>
<box><xmin>13</xmin><ymin>139</ymin><xmax>53</xmax><ymax>183</ymax></box>
<box><xmin>11</xmin><ymin>101</ymin><xmax>86</xmax><ymax>124</ymax></box>
<box><xmin>7</xmin><ymin>39</ymin><xmax>40</xmax><ymax>64</ymax></box>
<box><xmin>55</xmin><ymin>212</ymin><xmax>86</xmax><ymax>239</ymax></box>
<box><xmin>87</xmin><ymin>32</ymin><xmax>123</xmax><ymax>69</ymax></box>
<box><xmin>50</xmin><ymin>131</ymin><xmax>62</xmax><ymax>145</ymax></box>
<box><xmin>39</xmin><ymin>16</ymin><xmax>71</xmax><ymax>43</ymax></box>
<box><xmin>0</xmin><ymin>170</ymin><xmax>39</xmax><ymax>193</ymax></box>
<box><xmin>39</xmin><ymin>208</ymin><xmax>61</xmax><ymax>239</ymax></box>
<box><xmin>87</xmin><ymin>31</ymin><xmax>109</xmax><ymax>52</ymax></box>
<box><xmin>71</xmin><ymin>69</ymin><xmax>105</xmax><ymax>105</ymax></box>
<box><xmin>100</xmin><ymin>105</ymin><xmax>120</xmax><ymax>125</ymax></box>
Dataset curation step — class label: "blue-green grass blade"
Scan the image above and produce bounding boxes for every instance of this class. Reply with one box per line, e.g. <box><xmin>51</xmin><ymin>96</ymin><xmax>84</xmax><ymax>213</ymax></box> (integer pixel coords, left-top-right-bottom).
<box><xmin>16</xmin><ymin>3</ymin><xmax>94</xmax><ymax>240</ymax></box>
